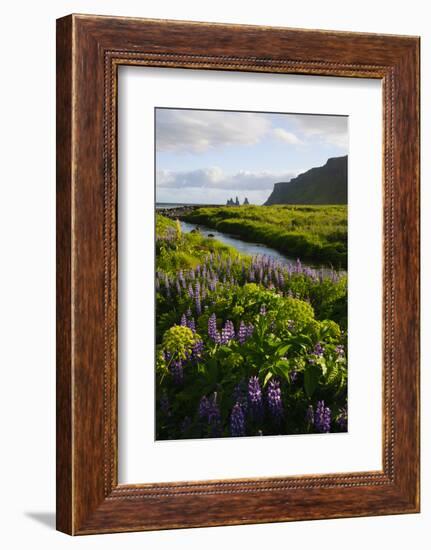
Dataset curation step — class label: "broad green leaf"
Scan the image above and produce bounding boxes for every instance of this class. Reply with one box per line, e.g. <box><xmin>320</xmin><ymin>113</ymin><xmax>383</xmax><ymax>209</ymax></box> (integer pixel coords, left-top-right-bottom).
<box><xmin>263</xmin><ymin>372</ymin><xmax>273</xmax><ymax>387</ymax></box>
<box><xmin>276</xmin><ymin>344</ymin><xmax>291</xmax><ymax>356</ymax></box>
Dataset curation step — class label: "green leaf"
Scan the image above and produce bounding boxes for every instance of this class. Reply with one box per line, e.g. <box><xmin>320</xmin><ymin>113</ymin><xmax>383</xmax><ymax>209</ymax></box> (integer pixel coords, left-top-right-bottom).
<box><xmin>263</xmin><ymin>372</ymin><xmax>273</xmax><ymax>387</ymax></box>
<box><xmin>276</xmin><ymin>344</ymin><xmax>291</xmax><ymax>356</ymax></box>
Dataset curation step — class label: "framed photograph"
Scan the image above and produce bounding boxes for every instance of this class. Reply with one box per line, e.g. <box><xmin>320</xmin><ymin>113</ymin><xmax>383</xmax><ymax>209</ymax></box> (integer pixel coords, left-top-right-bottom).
<box><xmin>56</xmin><ymin>14</ymin><xmax>420</xmax><ymax>535</ymax></box>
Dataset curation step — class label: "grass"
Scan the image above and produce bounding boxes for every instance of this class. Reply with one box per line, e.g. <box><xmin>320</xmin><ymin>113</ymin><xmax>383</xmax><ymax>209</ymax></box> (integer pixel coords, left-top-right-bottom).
<box><xmin>181</xmin><ymin>204</ymin><xmax>347</xmax><ymax>268</ymax></box>
<box><xmin>156</xmin><ymin>214</ymin><xmax>241</xmax><ymax>273</ymax></box>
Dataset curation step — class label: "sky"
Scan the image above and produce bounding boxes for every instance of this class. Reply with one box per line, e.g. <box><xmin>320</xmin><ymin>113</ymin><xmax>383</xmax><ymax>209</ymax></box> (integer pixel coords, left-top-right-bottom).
<box><xmin>155</xmin><ymin>108</ymin><xmax>348</xmax><ymax>205</ymax></box>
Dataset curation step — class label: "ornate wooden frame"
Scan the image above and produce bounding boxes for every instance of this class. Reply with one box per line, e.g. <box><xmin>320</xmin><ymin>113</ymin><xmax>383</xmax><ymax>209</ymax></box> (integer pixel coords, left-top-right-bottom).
<box><xmin>56</xmin><ymin>14</ymin><xmax>420</xmax><ymax>535</ymax></box>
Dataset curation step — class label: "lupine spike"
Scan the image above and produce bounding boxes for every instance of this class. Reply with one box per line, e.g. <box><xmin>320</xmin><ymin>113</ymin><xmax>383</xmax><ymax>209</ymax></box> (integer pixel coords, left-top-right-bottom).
<box><xmin>315</xmin><ymin>400</ymin><xmax>331</xmax><ymax>433</ymax></box>
<box><xmin>230</xmin><ymin>403</ymin><xmax>246</xmax><ymax>436</ymax></box>
<box><xmin>267</xmin><ymin>378</ymin><xmax>283</xmax><ymax>423</ymax></box>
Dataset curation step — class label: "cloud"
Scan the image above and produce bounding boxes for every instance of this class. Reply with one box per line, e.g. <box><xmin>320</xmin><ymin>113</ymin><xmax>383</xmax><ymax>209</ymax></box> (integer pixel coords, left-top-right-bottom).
<box><xmin>157</xmin><ymin>167</ymin><xmax>300</xmax><ymax>192</ymax></box>
<box><xmin>273</xmin><ymin>127</ymin><xmax>303</xmax><ymax>145</ymax></box>
<box><xmin>290</xmin><ymin>114</ymin><xmax>348</xmax><ymax>150</ymax></box>
<box><xmin>156</xmin><ymin>108</ymin><xmax>348</xmax><ymax>154</ymax></box>
<box><xmin>156</xmin><ymin>109</ymin><xmax>271</xmax><ymax>153</ymax></box>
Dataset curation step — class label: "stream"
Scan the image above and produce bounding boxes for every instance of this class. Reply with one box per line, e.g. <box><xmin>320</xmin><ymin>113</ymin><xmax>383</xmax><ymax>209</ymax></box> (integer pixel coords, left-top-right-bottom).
<box><xmin>180</xmin><ymin>220</ymin><xmax>345</xmax><ymax>276</ymax></box>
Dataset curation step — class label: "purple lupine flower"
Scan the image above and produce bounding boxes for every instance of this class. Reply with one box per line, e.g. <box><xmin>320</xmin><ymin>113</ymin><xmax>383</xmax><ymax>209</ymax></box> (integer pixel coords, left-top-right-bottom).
<box><xmin>314</xmin><ymin>343</ymin><xmax>324</xmax><ymax>356</ymax></box>
<box><xmin>233</xmin><ymin>380</ymin><xmax>248</xmax><ymax>413</ymax></box>
<box><xmin>208</xmin><ymin>313</ymin><xmax>220</xmax><ymax>344</ymax></box>
<box><xmin>306</xmin><ymin>404</ymin><xmax>314</xmax><ymax>425</ymax></box>
<box><xmin>267</xmin><ymin>378</ymin><xmax>283</xmax><ymax>423</ymax></box>
<box><xmin>192</xmin><ymin>338</ymin><xmax>204</xmax><ymax>361</ymax></box>
<box><xmin>176</xmin><ymin>280</ymin><xmax>181</xmax><ymax>294</ymax></box>
<box><xmin>188</xmin><ymin>284</ymin><xmax>194</xmax><ymax>299</ymax></box>
<box><xmin>195</xmin><ymin>296</ymin><xmax>202</xmax><ymax>316</ymax></box>
<box><xmin>178</xmin><ymin>270</ymin><xmax>186</xmax><ymax>288</ymax></box>
<box><xmin>180</xmin><ymin>314</ymin><xmax>187</xmax><ymax>327</ymax></box>
<box><xmin>237</xmin><ymin>321</ymin><xmax>247</xmax><ymax>344</ymax></box>
<box><xmin>221</xmin><ymin>320</ymin><xmax>235</xmax><ymax>344</ymax></box>
<box><xmin>259</xmin><ymin>304</ymin><xmax>267</xmax><ymax>316</ymax></box>
<box><xmin>169</xmin><ymin>359</ymin><xmax>183</xmax><ymax>385</ymax></box>
<box><xmin>315</xmin><ymin>400</ymin><xmax>331</xmax><ymax>433</ymax></box>
<box><xmin>187</xmin><ymin>316</ymin><xmax>196</xmax><ymax>333</ymax></box>
<box><xmin>279</xmin><ymin>272</ymin><xmax>285</xmax><ymax>287</ymax></box>
<box><xmin>230</xmin><ymin>403</ymin><xmax>246</xmax><ymax>436</ymax></box>
<box><xmin>198</xmin><ymin>393</ymin><xmax>221</xmax><ymax>437</ymax></box>
<box><xmin>335</xmin><ymin>345</ymin><xmax>345</xmax><ymax>357</ymax></box>
<box><xmin>248</xmin><ymin>376</ymin><xmax>263</xmax><ymax>419</ymax></box>
<box><xmin>336</xmin><ymin>407</ymin><xmax>348</xmax><ymax>431</ymax></box>
<box><xmin>245</xmin><ymin>323</ymin><xmax>254</xmax><ymax>339</ymax></box>
<box><xmin>194</xmin><ymin>283</ymin><xmax>202</xmax><ymax>315</ymax></box>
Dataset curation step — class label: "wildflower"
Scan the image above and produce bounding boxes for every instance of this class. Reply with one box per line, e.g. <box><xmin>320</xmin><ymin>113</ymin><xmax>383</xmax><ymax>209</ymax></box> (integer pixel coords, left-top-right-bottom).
<box><xmin>221</xmin><ymin>320</ymin><xmax>235</xmax><ymax>344</ymax></box>
<box><xmin>180</xmin><ymin>314</ymin><xmax>187</xmax><ymax>327</ymax></box>
<box><xmin>335</xmin><ymin>345</ymin><xmax>345</xmax><ymax>357</ymax></box>
<box><xmin>233</xmin><ymin>380</ymin><xmax>248</xmax><ymax>413</ymax></box>
<box><xmin>248</xmin><ymin>376</ymin><xmax>263</xmax><ymax>419</ymax></box>
<box><xmin>230</xmin><ymin>403</ymin><xmax>246</xmax><ymax>436</ymax></box>
<box><xmin>237</xmin><ymin>321</ymin><xmax>247</xmax><ymax>344</ymax></box>
<box><xmin>267</xmin><ymin>378</ymin><xmax>283</xmax><ymax>423</ymax></box>
<box><xmin>162</xmin><ymin>325</ymin><xmax>199</xmax><ymax>361</ymax></box>
<box><xmin>245</xmin><ymin>323</ymin><xmax>254</xmax><ymax>339</ymax></box>
<box><xmin>314</xmin><ymin>343</ymin><xmax>324</xmax><ymax>356</ymax></box>
<box><xmin>315</xmin><ymin>400</ymin><xmax>331</xmax><ymax>433</ymax></box>
<box><xmin>198</xmin><ymin>393</ymin><xmax>221</xmax><ymax>437</ymax></box>
<box><xmin>259</xmin><ymin>304</ymin><xmax>267</xmax><ymax>316</ymax></box>
<box><xmin>187</xmin><ymin>316</ymin><xmax>196</xmax><ymax>333</ymax></box>
<box><xmin>208</xmin><ymin>313</ymin><xmax>220</xmax><ymax>343</ymax></box>
<box><xmin>192</xmin><ymin>338</ymin><xmax>204</xmax><ymax>361</ymax></box>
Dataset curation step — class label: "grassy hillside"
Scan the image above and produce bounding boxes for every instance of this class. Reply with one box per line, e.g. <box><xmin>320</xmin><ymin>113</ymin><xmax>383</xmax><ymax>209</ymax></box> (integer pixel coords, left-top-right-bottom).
<box><xmin>181</xmin><ymin>204</ymin><xmax>347</xmax><ymax>268</ymax></box>
<box><xmin>265</xmin><ymin>156</ymin><xmax>347</xmax><ymax>205</ymax></box>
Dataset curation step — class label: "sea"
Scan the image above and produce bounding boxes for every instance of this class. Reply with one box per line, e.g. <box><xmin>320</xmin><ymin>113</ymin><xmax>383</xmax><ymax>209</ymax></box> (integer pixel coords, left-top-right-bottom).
<box><xmin>156</xmin><ymin>203</ymin><xmax>222</xmax><ymax>209</ymax></box>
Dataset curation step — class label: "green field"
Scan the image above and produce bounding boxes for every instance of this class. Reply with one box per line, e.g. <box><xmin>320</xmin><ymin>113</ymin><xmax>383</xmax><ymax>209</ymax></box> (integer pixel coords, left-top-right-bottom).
<box><xmin>181</xmin><ymin>204</ymin><xmax>347</xmax><ymax>268</ymax></box>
